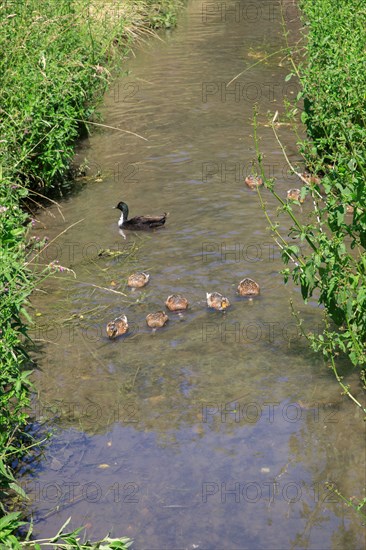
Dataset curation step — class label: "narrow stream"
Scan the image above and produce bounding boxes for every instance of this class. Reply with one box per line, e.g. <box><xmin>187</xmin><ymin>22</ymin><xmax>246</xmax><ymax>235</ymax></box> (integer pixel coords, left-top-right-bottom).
<box><xmin>25</xmin><ymin>1</ymin><xmax>365</xmax><ymax>548</ymax></box>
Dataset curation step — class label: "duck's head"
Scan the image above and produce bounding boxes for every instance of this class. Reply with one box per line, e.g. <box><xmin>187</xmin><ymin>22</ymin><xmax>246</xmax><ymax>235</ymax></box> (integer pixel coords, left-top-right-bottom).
<box><xmin>115</xmin><ymin>201</ymin><xmax>129</xmax><ymax>228</ymax></box>
<box><xmin>206</xmin><ymin>292</ymin><xmax>231</xmax><ymax>311</ymax></box>
<box><xmin>219</xmin><ymin>297</ymin><xmax>231</xmax><ymax>310</ymax></box>
<box><xmin>115</xmin><ymin>201</ymin><xmax>129</xmax><ymax>217</ymax></box>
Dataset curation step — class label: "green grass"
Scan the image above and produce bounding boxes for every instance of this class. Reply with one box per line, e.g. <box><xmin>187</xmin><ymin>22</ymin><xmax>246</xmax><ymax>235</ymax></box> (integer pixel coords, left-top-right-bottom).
<box><xmin>0</xmin><ymin>0</ymin><xmax>180</xmax><ymax>189</ymax></box>
<box><xmin>253</xmin><ymin>0</ymin><xmax>366</xmax><ymax>515</ymax></box>
<box><xmin>292</xmin><ymin>0</ymin><xmax>366</xmax><ymax>368</ymax></box>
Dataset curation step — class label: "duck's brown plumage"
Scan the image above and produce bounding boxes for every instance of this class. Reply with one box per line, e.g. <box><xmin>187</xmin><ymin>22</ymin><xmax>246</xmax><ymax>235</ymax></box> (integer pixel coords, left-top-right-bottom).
<box><xmin>146</xmin><ymin>311</ymin><xmax>169</xmax><ymax>329</ymax></box>
<box><xmin>237</xmin><ymin>278</ymin><xmax>260</xmax><ymax>297</ymax></box>
<box><xmin>106</xmin><ymin>315</ymin><xmax>129</xmax><ymax>339</ymax></box>
<box><xmin>165</xmin><ymin>294</ymin><xmax>189</xmax><ymax>311</ymax></box>
<box><xmin>245</xmin><ymin>175</ymin><xmax>263</xmax><ymax>189</ymax></box>
<box><xmin>127</xmin><ymin>272</ymin><xmax>150</xmax><ymax>288</ymax></box>
<box><xmin>206</xmin><ymin>292</ymin><xmax>230</xmax><ymax>311</ymax></box>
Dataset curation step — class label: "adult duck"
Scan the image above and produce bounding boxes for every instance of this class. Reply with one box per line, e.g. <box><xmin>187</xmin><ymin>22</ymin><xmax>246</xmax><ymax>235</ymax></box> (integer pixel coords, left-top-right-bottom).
<box><xmin>116</xmin><ymin>201</ymin><xmax>167</xmax><ymax>230</ymax></box>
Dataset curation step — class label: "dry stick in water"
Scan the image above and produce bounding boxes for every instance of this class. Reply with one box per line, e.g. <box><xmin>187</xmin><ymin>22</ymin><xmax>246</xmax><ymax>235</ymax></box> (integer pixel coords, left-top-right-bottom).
<box><xmin>75</xmin><ymin>119</ymin><xmax>148</xmax><ymax>141</ymax></box>
<box><xmin>226</xmin><ymin>49</ymin><xmax>287</xmax><ymax>87</ymax></box>
<box><xmin>80</xmin><ymin>282</ymin><xmax>127</xmax><ymax>297</ymax></box>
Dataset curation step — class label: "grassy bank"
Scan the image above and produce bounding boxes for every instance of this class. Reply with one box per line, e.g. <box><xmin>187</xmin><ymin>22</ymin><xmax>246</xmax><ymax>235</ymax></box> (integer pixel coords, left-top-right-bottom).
<box><xmin>259</xmin><ymin>3</ymin><xmax>366</xmax><ymax>402</ymax></box>
<box><xmin>262</xmin><ymin>0</ymin><xmax>366</xmax><ymax>368</ymax></box>
<box><xmin>0</xmin><ymin>0</ymin><xmax>180</xmax><ymax>188</ymax></box>
<box><xmin>255</xmin><ymin>0</ymin><xmax>366</xmax><ymax>395</ymax></box>
<box><xmin>254</xmin><ymin>0</ymin><xmax>366</xmax><ymax>518</ymax></box>
<box><xmin>0</xmin><ymin>0</ymin><xmax>180</xmax><ymax>546</ymax></box>
<box><xmin>289</xmin><ymin>0</ymin><xmax>366</xmax><ymax>370</ymax></box>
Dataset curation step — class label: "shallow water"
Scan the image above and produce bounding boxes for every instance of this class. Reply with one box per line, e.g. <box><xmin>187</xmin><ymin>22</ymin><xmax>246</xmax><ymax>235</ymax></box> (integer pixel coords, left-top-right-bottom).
<box><xmin>25</xmin><ymin>1</ymin><xmax>365</xmax><ymax>548</ymax></box>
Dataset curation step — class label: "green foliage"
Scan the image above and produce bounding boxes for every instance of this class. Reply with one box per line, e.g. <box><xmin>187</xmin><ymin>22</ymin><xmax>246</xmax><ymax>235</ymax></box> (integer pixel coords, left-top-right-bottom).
<box><xmin>0</xmin><ymin>515</ymin><xmax>133</xmax><ymax>549</ymax></box>
<box><xmin>147</xmin><ymin>0</ymin><xmax>180</xmax><ymax>28</ymax></box>
<box><xmin>0</xmin><ymin>175</ymin><xmax>33</xmax><ymax>460</ymax></box>
<box><xmin>0</xmin><ymin>0</ymin><xmax>180</xmax><ymax>189</ymax></box>
<box><xmin>0</xmin><ymin>0</ymin><xmax>121</xmax><ymax>188</ymax></box>
<box><xmin>262</xmin><ymin>0</ymin><xmax>366</xmax><ymax>373</ymax></box>
<box><xmin>288</xmin><ymin>0</ymin><xmax>366</xmax><ymax>368</ymax></box>
<box><xmin>0</xmin><ymin>172</ymin><xmax>32</xmax><ymax>545</ymax></box>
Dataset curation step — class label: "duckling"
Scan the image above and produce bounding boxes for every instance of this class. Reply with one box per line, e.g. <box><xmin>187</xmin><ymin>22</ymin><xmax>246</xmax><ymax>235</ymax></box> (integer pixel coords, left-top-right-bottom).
<box><xmin>287</xmin><ymin>188</ymin><xmax>304</xmax><ymax>203</ymax></box>
<box><xmin>106</xmin><ymin>315</ymin><xmax>128</xmax><ymax>339</ymax></box>
<box><xmin>237</xmin><ymin>278</ymin><xmax>260</xmax><ymax>297</ymax></box>
<box><xmin>115</xmin><ymin>201</ymin><xmax>167</xmax><ymax>230</ymax></box>
<box><xmin>146</xmin><ymin>311</ymin><xmax>169</xmax><ymax>329</ymax></box>
<box><xmin>165</xmin><ymin>294</ymin><xmax>189</xmax><ymax>311</ymax></box>
<box><xmin>127</xmin><ymin>272</ymin><xmax>150</xmax><ymax>288</ymax></box>
<box><xmin>301</xmin><ymin>172</ymin><xmax>321</xmax><ymax>185</ymax></box>
<box><xmin>245</xmin><ymin>175</ymin><xmax>263</xmax><ymax>189</ymax></box>
<box><xmin>206</xmin><ymin>292</ymin><xmax>230</xmax><ymax>311</ymax></box>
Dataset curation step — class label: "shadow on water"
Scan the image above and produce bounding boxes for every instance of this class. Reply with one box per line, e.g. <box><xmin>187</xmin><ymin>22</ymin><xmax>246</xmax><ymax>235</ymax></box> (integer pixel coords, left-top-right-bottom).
<box><xmin>24</xmin><ymin>1</ymin><xmax>365</xmax><ymax>548</ymax></box>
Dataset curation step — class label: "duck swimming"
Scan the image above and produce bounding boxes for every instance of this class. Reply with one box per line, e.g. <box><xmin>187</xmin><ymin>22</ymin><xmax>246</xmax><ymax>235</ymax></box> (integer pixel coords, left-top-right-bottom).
<box><xmin>127</xmin><ymin>272</ymin><xmax>150</xmax><ymax>288</ymax></box>
<box><xmin>245</xmin><ymin>175</ymin><xmax>263</xmax><ymax>189</ymax></box>
<box><xmin>287</xmin><ymin>189</ymin><xmax>304</xmax><ymax>203</ymax></box>
<box><xmin>165</xmin><ymin>294</ymin><xmax>189</xmax><ymax>311</ymax></box>
<box><xmin>146</xmin><ymin>311</ymin><xmax>169</xmax><ymax>329</ymax></box>
<box><xmin>116</xmin><ymin>201</ymin><xmax>167</xmax><ymax>230</ymax></box>
<box><xmin>106</xmin><ymin>315</ymin><xmax>129</xmax><ymax>339</ymax></box>
<box><xmin>206</xmin><ymin>292</ymin><xmax>230</xmax><ymax>311</ymax></box>
<box><xmin>237</xmin><ymin>278</ymin><xmax>260</xmax><ymax>297</ymax></box>
<box><xmin>301</xmin><ymin>172</ymin><xmax>321</xmax><ymax>186</ymax></box>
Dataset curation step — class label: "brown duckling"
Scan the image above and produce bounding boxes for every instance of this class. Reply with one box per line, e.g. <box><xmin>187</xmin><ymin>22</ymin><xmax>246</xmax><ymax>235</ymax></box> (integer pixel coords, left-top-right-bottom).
<box><xmin>245</xmin><ymin>175</ymin><xmax>263</xmax><ymax>189</ymax></box>
<box><xmin>287</xmin><ymin>188</ymin><xmax>304</xmax><ymax>203</ymax></box>
<box><xmin>127</xmin><ymin>272</ymin><xmax>150</xmax><ymax>288</ymax></box>
<box><xmin>206</xmin><ymin>292</ymin><xmax>230</xmax><ymax>311</ymax></box>
<box><xmin>237</xmin><ymin>278</ymin><xmax>260</xmax><ymax>297</ymax></box>
<box><xmin>165</xmin><ymin>294</ymin><xmax>189</xmax><ymax>311</ymax></box>
<box><xmin>106</xmin><ymin>315</ymin><xmax>128</xmax><ymax>339</ymax></box>
<box><xmin>146</xmin><ymin>311</ymin><xmax>169</xmax><ymax>329</ymax></box>
<box><xmin>301</xmin><ymin>172</ymin><xmax>321</xmax><ymax>186</ymax></box>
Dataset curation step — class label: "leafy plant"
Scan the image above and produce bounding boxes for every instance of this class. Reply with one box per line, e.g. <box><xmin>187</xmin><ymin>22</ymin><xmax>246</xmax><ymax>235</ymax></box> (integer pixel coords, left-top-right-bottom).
<box><xmin>0</xmin><ymin>515</ymin><xmax>133</xmax><ymax>549</ymax></box>
<box><xmin>252</xmin><ymin>0</ymin><xmax>366</xmax><ymax>412</ymax></box>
